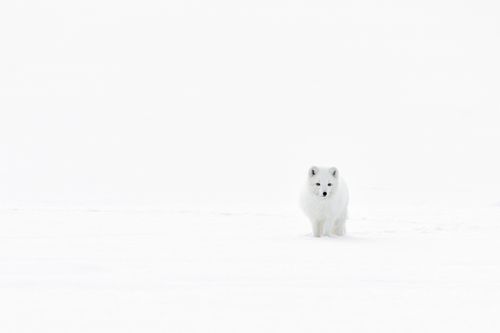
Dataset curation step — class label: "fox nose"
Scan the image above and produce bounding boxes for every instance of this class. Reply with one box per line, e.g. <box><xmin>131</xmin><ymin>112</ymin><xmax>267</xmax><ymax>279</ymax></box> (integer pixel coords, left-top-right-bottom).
<box><xmin>322</xmin><ymin>192</ymin><xmax>327</xmax><ymax>197</ymax></box>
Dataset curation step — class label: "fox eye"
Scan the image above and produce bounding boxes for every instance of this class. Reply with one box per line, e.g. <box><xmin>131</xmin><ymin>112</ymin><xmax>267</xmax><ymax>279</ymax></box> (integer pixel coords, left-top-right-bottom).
<box><xmin>315</xmin><ymin>183</ymin><xmax>320</xmax><ymax>186</ymax></box>
<box><xmin>328</xmin><ymin>183</ymin><xmax>332</xmax><ymax>186</ymax></box>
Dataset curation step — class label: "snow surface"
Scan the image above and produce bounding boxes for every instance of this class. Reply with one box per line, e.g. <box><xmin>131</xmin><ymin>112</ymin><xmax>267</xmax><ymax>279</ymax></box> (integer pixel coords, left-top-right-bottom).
<box><xmin>2</xmin><ymin>191</ymin><xmax>500</xmax><ymax>332</ymax></box>
<box><xmin>1</xmin><ymin>0</ymin><xmax>500</xmax><ymax>331</ymax></box>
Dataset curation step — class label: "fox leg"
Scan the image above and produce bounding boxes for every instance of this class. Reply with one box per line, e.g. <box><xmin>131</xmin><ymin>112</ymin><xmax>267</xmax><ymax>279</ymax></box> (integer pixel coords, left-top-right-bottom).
<box><xmin>311</xmin><ymin>220</ymin><xmax>324</xmax><ymax>237</ymax></box>
<box><xmin>324</xmin><ymin>219</ymin><xmax>336</xmax><ymax>237</ymax></box>
<box><xmin>333</xmin><ymin>222</ymin><xmax>346</xmax><ymax>236</ymax></box>
<box><xmin>333</xmin><ymin>210</ymin><xmax>347</xmax><ymax>236</ymax></box>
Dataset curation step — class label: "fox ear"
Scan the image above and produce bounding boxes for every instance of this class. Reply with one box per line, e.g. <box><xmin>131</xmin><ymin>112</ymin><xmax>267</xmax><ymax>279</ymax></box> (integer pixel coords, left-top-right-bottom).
<box><xmin>309</xmin><ymin>166</ymin><xmax>319</xmax><ymax>177</ymax></box>
<box><xmin>329</xmin><ymin>167</ymin><xmax>338</xmax><ymax>178</ymax></box>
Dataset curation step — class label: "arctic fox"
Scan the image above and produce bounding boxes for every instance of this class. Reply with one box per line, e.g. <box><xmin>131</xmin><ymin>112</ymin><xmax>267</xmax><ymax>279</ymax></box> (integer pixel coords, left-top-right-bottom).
<box><xmin>300</xmin><ymin>166</ymin><xmax>349</xmax><ymax>237</ymax></box>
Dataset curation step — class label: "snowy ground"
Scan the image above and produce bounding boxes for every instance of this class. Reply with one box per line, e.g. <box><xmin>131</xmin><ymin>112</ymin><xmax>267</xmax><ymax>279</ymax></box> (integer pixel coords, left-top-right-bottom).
<box><xmin>2</xmin><ymin>190</ymin><xmax>500</xmax><ymax>332</ymax></box>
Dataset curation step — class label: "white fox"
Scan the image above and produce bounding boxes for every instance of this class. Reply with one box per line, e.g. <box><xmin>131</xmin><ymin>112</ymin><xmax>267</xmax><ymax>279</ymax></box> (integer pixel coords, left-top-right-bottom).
<box><xmin>300</xmin><ymin>166</ymin><xmax>349</xmax><ymax>237</ymax></box>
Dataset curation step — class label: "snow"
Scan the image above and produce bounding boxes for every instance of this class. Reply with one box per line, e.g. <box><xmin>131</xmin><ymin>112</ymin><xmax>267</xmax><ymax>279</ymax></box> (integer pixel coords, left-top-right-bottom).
<box><xmin>1</xmin><ymin>0</ymin><xmax>500</xmax><ymax>331</ymax></box>
<box><xmin>2</xmin><ymin>191</ymin><xmax>500</xmax><ymax>332</ymax></box>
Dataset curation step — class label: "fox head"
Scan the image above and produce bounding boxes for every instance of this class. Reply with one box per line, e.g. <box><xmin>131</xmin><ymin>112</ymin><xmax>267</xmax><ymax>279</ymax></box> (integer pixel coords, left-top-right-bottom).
<box><xmin>307</xmin><ymin>166</ymin><xmax>339</xmax><ymax>198</ymax></box>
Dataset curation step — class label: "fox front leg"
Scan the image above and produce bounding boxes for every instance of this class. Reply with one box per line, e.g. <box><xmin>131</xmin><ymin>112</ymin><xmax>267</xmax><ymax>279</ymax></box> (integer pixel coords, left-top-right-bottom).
<box><xmin>311</xmin><ymin>220</ymin><xmax>324</xmax><ymax>237</ymax></box>
<box><xmin>333</xmin><ymin>221</ymin><xmax>346</xmax><ymax>236</ymax></box>
<box><xmin>324</xmin><ymin>219</ymin><xmax>336</xmax><ymax>237</ymax></box>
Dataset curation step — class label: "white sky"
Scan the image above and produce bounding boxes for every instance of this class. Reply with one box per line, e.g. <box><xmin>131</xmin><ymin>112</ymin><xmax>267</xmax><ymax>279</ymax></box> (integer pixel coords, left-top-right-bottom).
<box><xmin>1</xmin><ymin>0</ymin><xmax>499</xmax><ymax>208</ymax></box>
